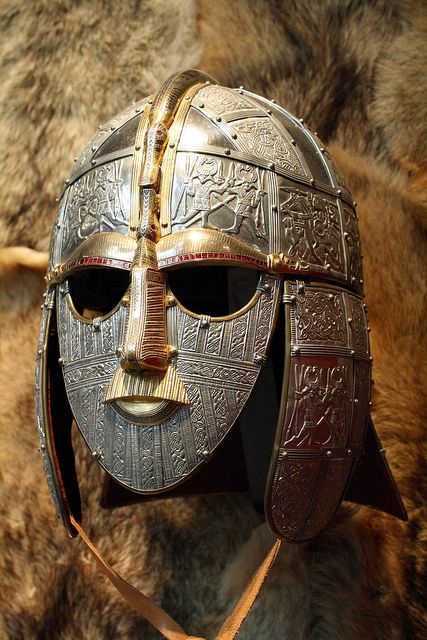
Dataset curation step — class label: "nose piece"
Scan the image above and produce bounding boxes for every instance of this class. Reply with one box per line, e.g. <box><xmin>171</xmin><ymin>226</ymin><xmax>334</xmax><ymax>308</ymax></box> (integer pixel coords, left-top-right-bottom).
<box><xmin>119</xmin><ymin>261</ymin><xmax>169</xmax><ymax>373</ymax></box>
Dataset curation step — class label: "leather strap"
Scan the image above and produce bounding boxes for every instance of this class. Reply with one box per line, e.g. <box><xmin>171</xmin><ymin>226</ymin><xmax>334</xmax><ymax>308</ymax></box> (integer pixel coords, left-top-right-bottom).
<box><xmin>70</xmin><ymin>515</ymin><xmax>281</xmax><ymax>640</ymax></box>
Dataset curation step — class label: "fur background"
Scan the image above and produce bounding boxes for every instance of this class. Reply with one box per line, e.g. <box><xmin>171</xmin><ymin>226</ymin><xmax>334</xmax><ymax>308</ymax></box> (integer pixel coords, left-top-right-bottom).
<box><xmin>0</xmin><ymin>1</ymin><xmax>426</xmax><ymax>638</ymax></box>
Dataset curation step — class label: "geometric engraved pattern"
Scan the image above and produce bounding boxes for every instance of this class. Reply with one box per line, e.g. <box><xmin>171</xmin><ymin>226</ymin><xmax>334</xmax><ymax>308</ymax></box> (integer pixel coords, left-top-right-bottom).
<box><xmin>56</xmin><ymin>274</ymin><xmax>281</xmax><ymax>492</ymax></box>
<box><xmin>295</xmin><ymin>289</ymin><xmax>346</xmax><ymax>345</ymax></box>
<box><xmin>196</xmin><ymin>85</ymin><xmax>251</xmax><ymax>115</ymax></box>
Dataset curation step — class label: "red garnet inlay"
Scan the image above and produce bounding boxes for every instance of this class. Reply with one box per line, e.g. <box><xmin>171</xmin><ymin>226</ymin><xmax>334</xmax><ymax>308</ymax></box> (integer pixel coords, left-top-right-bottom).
<box><xmin>158</xmin><ymin>253</ymin><xmax>267</xmax><ymax>268</ymax></box>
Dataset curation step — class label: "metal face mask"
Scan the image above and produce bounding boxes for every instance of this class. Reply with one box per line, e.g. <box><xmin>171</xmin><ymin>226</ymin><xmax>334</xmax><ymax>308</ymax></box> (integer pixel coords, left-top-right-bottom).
<box><xmin>36</xmin><ymin>70</ymin><xmax>406</xmax><ymax>544</ymax></box>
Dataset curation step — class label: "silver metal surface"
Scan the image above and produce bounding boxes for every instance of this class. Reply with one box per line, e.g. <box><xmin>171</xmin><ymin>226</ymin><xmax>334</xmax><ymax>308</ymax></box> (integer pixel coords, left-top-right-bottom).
<box><xmin>36</xmin><ymin>72</ymin><xmax>373</xmax><ymax>541</ymax></box>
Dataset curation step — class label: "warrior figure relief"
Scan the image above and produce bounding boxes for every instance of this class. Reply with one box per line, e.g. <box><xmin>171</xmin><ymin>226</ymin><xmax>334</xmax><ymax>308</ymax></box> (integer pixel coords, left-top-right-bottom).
<box><xmin>180</xmin><ymin>156</ymin><xmax>267</xmax><ymax>241</ymax></box>
<box><xmin>280</xmin><ymin>187</ymin><xmax>342</xmax><ymax>271</ymax></box>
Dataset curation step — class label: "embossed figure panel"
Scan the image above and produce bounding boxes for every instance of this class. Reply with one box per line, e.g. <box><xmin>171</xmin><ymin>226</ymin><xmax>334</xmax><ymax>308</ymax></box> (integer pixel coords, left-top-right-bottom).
<box><xmin>281</xmin><ymin>356</ymin><xmax>352</xmax><ymax>450</ymax></box>
<box><xmin>59</xmin><ymin>159</ymin><xmax>132</xmax><ymax>261</ymax></box>
<box><xmin>171</xmin><ymin>153</ymin><xmax>269</xmax><ymax>251</ymax></box>
<box><xmin>278</xmin><ymin>180</ymin><xmax>346</xmax><ymax>280</ymax></box>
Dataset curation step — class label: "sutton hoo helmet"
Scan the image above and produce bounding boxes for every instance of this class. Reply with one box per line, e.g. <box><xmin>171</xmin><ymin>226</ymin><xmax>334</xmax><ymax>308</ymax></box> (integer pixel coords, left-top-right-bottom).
<box><xmin>35</xmin><ymin>70</ymin><xmax>406</xmax><ymax>570</ymax></box>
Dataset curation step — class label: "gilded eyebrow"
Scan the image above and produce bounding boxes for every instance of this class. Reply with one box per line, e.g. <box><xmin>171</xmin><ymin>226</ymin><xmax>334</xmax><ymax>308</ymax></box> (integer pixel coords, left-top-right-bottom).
<box><xmin>46</xmin><ymin>232</ymin><xmax>136</xmax><ymax>284</ymax></box>
<box><xmin>156</xmin><ymin>228</ymin><xmax>268</xmax><ymax>270</ymax></box>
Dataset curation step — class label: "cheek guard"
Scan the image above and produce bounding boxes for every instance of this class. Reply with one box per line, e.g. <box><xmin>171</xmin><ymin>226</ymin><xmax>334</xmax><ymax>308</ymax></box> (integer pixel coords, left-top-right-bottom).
<box><xmin>35</xmin><ymin>68</ymin><xmax>407</xmax><ymax>632</ymax></box>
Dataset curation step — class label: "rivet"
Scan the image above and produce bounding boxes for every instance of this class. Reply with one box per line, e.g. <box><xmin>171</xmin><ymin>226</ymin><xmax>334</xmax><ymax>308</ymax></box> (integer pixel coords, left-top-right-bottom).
<box><xmin>298</xmin><ymin>284</ymin><xmax>305</xmax><ymax>293</ymax></box>
<box><xmin>353</xmin><ymin>201</ymin><xmax>357</xmax><ymax>207</ymax></box>
<box><xmin>74</xmin><ymin>157</ymin><xmax>78</xmax><ymax>162</ymax></box>
<box><xmin>282</xmin><ymin>451</ymin><xmax>288</xmax><ymax>458</ymax></box>
<box><xmin>310</xmin><ymin>178</ymin><xmax>315</xmax><ymax>185</ymax></box>
<box><xmin>359</xmin><ymin>279</ymin><xmax>364</xmax><ymax>285</ymax></box>
<box><xmin>135</xmin><ymin>107</ymin><xmax>141</xmax><ymax>113</ymax></box>
<box><xmin>299</xmin><ymin>118</ymin><xmax>304</xmax><ymax>124</ymax></box>
<box><xmin>291</xmin><ymin>139</ymin><xmax>296</xmax><ymax>145</ymax></box>
<box><xmin>320</xmin><ymin>147</ymin><xmax>325</xmax><ymax>153</ymax></box>
<box><xmin>326</xmin><ymin>263</ymin><xmax>331</xmax><ymax>270</ymax></box>
<box><xmin>91</xmin><ymin>160</ymin><xmax>96</xmax><ymax>166</ymax></box>
<box><xmin>38</xmin><ymin>444</ymin><xmax>46</xmax><ymax>453</ymax></box>
<box><xmin>263</xmin><ymin>283</ymin><xmax>272</xmax><ymax>293</ymax></box>
<box><xmin>115</xmin><ymin>346</ymin><xmax>123</xmax><ymax>357</ymax></box>
<box><xmin>290</xmin><ymin>294</ymin><xmax>297</xmax><ymax>303</ymax></box>
<box><xmin>168</xmin><ymin>346</ymin><xmax>178</xmax><ymax>358</ymax></box>
<box><xmin>91</xmin><ymin>146</ymin><xmax>97</xmax><ymax>152</ymax></box>
<box><xmin>199</xmin><ymin>103</ymin><xmax>205</xmax><ymax>108</ymax></box>
<box><xmin>337</xmin><ymin>189</ymin><xmax>342</xmax><ymax>196</ymax></box>
<box><xmin>92</xmin><ymin>317</ymin><xmax>101</xmax><ymax>332</ymax></box>
<box><xmin>268</xmin><ymin>162</ymin><xmax>275</xmax><ymax>170</ymax></box>
<box><xmin>254</xmin><ymin>354</ymin><xmax>263</xmax><ymax>364</ymax></box>
<box><xmin>293</xmin><ymin>346</ymin><xmax>300</xmax><ymax>355</ymax></box>
<box><xmin>185</xmin><ymin>95</ymin><xmax>190</xmax><ymax>100</ymax></box>
<box><xmin>354</xmin><ymin>398</ymin><xmax>359</xmax><ymax>405</ymax></box>
<box><xmin>369</xmin><ymin>401</ymin><xmax>373</xmax><ymax>406</ymax></box>
<box><xmin>166</xmin><ymin>295</ymin><xmax>176</xmax><ymax>307</ymax></box>
<box><xmin>272</xmin><ymin>205</ymin><xmax>278</xmax><ymax>213</ymax></box>
<box><xmin>328</xmin><ymin>293</ymin><xmax>334</xmax><ymax>300</ymax></box>
<box><xmin>271</xmin><ymin>99</ymin><xmax>276</xmax><ymax>104</ymax></box>
<box><xmin>135</xmin><ymin>145</ymin><xmax>141</xmax><ymax>151</ymax></box>
<box><xmin>231</xmin><ymin>133</ymin><xmax>237</xmax><ymax>139</ymax></box>
<box><xmin>224</xmin><ymin>148</ymin><xmax>231</xmax><ymax>155</ymax></box>
<box><xmin>347</xmin><ymin>449</ymin><xmax>352</xmax><ymax>456</ymax></box>
<box><xmin>216</xmin><ymin>116</ymin><xmax>222</xmax><ymax>122</ymax></box>
<box><xmin>65</xmin><ymin>179</ymin><xmax>70</xmax><ymax>185</ymax></box>
<box><xmin>326</xmin><ymin>450</ymin><xmax>332</xmax><ymax>456</ymax></box>
<box><xmin>351</xmin><ymin>349</ymin><xmax>355</xmax><ymax>356</ymax></box>
<box><xmin>266</xmin><ymin>109</ymin><xmax>272</xmax><ymax>115</ymax></box>
<box><xmin>239</xmin><ymin>85</ymin><xmax>244</xmax><ymax>90</ymax></box>
<box><xmin>58</xmin><ymin>357</ymin><xmax>64</xmax><ymax>366</ymax></box>
<box><xmin>56</xmin><ymin>223</ymin><xmax>61</xmax><ymax>229</ymax></box>
<box><xmin>37</xmin><ymin>349</ymin><xmax>42</xmax><ymax>356</ymax></box>
<box><xmin>348</xmin><ymin>317</ymin><xmax>353</xmax><ymax>323</ymax></box>
<box><xmin>369</xmin><ymin>356</ymin><xmax>373</xmax><ymax>362</ymax></box>
<box><xmin>55</xmin><ymin>197</ymin><xmax>59</xmax><ymax>202</ymax></box>
<box><xmin>148</xmin><ymin>99</ymin><xmax>153</xmax><ymax>104</ymax></box>
<box><xmin>202</xmin><ymin>449</ymin><xmax>210</xmax><ymax>458</ymax></box>
<box><xmin>92</xmin><ymin>448</ymin><xmax>102</xmax><ymax>460</ymax></box>
<box><xmin>110</xmin><ymin>125</ymin><xmax>115</xmax><ymax>131</ymax></box>
<box><xmin>169</xmin><ymin>143</ymin><xmax>175</xmax><ymax>148</ymax></box>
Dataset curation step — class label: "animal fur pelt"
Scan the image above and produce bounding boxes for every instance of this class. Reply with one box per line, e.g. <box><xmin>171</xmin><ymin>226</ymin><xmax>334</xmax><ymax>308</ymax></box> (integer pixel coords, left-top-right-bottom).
<box><xmin>0</xmin><ymin>1</ymin><xmax>426</xmax><ymax>638</ymax></box>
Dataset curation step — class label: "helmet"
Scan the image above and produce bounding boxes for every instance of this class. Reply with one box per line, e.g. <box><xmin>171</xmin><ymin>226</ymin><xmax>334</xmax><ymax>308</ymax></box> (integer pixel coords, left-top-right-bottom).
<box><xmin>35</xmin><ymin>70</ymin><xmax>406</xmax><ymax>546</ymax></box>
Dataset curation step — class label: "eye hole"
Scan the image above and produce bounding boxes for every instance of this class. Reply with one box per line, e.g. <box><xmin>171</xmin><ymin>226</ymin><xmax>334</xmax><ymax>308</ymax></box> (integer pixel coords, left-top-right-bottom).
<box><xmin>167</xmin><ymin>266</ymin><xmax>260</xmax><ymax>317</ymax></box>
<box><xmin>68</xmin><ymin>268</ymin><xmax>130</xmax><ymax>319</ymax></box>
